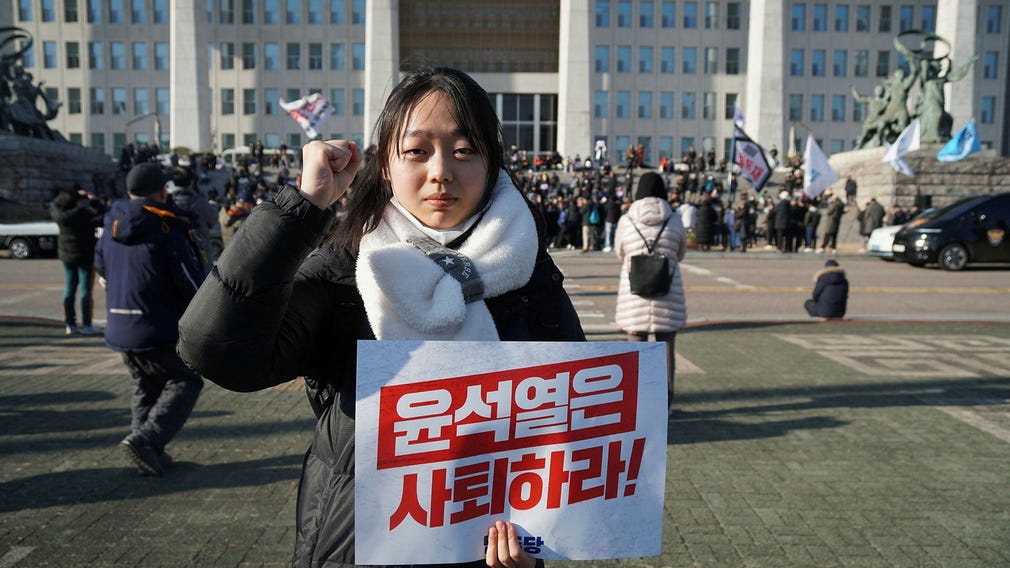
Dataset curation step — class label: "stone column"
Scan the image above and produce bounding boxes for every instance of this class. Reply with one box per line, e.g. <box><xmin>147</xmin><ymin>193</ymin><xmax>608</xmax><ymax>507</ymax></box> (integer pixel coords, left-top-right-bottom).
<box><xmin>170</xmin><ymin>0</ymin><xmax>211</xmax><ymax>151</ymax></box>
<box><xmin>557</xmin><ymin>0</ymin><xmax>591</xmax><ymax>159</ymax></box>
<box><xmin>744</xmin><ymin>0</ymin><xmax>784</xmax><ymax>150</ymax></box>
<box><xmin>936</xmin><ymin>0</ymin><xmax>976</xmax><ymax>133</ymax></box>
<box><xmin>364</xmin><ymin>0</ymin><xmax>398</xmax><ymax>146</ymax></box>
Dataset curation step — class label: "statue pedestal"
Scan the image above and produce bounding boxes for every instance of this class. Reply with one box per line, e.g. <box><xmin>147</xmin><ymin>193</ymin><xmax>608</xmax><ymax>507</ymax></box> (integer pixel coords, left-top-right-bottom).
<box><xmin>828</xmin><ymin>146</ymin><xmax>1010</xmax><ymax>210</ymax></box>
<box><xmin>0</xmin><ymin>133</ymin><xmax>117</xmax><ymax>221</ymax></box>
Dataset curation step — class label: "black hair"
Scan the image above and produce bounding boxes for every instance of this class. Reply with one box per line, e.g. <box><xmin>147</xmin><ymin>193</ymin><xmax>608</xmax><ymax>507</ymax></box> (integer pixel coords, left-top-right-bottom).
<box><xmin>52</xmin><ymin>187</ymin><xmax>80</xmax><ymax>210</ymax></box>
<box><xmin>331</xmin><ymin>67</ymin><xmax>536</xmax><ymax>251</ymax></box>
<box><xmin>172</xmin><ymin>166</ymin><xmax>194</xmax><ymax>188</ymax></box>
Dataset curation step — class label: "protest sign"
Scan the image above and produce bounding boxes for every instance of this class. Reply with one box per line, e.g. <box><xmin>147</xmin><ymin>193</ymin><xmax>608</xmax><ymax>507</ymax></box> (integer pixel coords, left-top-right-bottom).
<box><xmin>355</xmin><ymin>341</ymin><xmax>668</xmax><ymax>564</ymax></box>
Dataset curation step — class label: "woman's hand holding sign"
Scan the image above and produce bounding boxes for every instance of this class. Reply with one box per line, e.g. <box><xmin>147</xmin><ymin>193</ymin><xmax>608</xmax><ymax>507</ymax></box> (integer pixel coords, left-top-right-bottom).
<box><xmin>486</xmin><ymin>521</ymin><xmax>537</xmax><ymax>568</ymax></box>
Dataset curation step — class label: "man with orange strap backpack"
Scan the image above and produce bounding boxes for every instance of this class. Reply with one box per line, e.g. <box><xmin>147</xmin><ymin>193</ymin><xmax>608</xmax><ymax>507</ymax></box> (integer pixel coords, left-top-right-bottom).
<box><xmin>95</xmin><ymin>163</ymin><xmax>206</xmax><ymax>476</ymax></box>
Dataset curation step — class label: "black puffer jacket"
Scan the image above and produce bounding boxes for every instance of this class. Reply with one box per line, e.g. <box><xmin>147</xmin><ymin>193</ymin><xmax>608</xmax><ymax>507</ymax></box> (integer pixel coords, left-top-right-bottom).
<box><xmin>51</xmin><ymin>195</ymin><xmax>104</xmax><ymax>266</ymax></box>
<box><xmin>177</xmin><ymin>186</ymin><xmax>584</xmax><ymax>567</ymax></box>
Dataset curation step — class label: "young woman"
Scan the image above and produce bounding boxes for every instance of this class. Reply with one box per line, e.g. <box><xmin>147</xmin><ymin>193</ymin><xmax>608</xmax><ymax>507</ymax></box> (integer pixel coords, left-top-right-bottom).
<box><xmin>177</xmin><ymin>67</ymin><xmax>584</xmax><ymax>567</ymax></box>
<box><xmin>612</xmin><ymin>172</ymin><xmax>687</xmax><ymax>416</ymax></box>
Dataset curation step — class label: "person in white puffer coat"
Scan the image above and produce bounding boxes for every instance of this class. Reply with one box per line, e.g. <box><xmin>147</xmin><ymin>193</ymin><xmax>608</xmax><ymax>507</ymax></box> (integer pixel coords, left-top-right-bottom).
<box><xmin>614</xmin><ymin>171</ymin><xmax>687</xmax><ymax>415</ymax></box>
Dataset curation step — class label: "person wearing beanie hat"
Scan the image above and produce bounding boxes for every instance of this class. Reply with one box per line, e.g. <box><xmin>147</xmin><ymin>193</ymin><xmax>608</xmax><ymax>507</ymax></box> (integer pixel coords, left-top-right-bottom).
<box><xmin>614</xmin><ymin>170</ymin><xmax>688</xmax><ymax>417</ymax></box>
<box><xmin>126</xmin><ymin>163</ymin><xmax>169</xmax><ymax>197</ymax></box>
<box><xmin>635</xmin><ymin>171</ymin><xmax>668</xmax><ymax>201</ymax></box>
<box><xmin>95</xmin><ymin>161</ymin><xmax>206</xmax><ymax>476</ymax></box>
<box><xmin>805</xmin><ymin>259</ymin><xmax>849</xmax><ymax>320</ymax></box>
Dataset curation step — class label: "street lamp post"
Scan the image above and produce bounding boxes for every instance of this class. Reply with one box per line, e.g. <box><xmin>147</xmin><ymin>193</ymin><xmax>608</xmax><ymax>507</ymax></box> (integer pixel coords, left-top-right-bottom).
<box><xmin>124</xmin><ymin>113</ymin><xmax>163</xmax><ymax>148</ymax></box>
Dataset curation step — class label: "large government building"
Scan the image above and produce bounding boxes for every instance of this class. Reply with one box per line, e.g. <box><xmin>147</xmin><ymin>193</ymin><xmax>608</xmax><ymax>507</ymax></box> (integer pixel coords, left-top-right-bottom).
<box><xmin>3</xmin><ymin>0</ymin><xmax>1008</xmax><ymax>164</ymax></box>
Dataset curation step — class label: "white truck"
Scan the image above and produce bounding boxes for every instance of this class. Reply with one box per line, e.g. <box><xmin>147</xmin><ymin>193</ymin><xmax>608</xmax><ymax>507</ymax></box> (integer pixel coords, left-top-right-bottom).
<box><xmin>0</xmin><ymin>221</ymin><xmax>60</xmax><ymax>259</ymax></box>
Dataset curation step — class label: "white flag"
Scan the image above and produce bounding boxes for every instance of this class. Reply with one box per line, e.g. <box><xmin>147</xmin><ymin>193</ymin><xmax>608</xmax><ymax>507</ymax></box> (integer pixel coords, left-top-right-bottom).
<box><xmin>882</xmin><ymin>118</ymin><xmax>920</xmax><ymax>176</ymax></box>
<box><xmin>802</xmin><ymin>134</ymin><xmax>839</xmax><ymax>199</ymax></box>
<box><xmin>279</xmin><ymin>92</ymin><xmax>335</xmax><ymax>139</ymax></box>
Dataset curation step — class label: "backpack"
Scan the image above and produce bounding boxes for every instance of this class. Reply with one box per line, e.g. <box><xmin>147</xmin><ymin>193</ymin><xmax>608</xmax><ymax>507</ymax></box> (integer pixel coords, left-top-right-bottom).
<box><xmin>628</xmin><ymin>217</ymin><xmax>672</xmax><ymax>297</ymax></box>
<box><xmin>588</xmin><ymin>205</ymin><xmax>600</xmax><ymax>225</ymax></box>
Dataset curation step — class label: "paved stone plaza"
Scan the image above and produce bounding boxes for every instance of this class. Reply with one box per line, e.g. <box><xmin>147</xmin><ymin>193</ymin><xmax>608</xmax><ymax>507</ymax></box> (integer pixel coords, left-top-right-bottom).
<box><xmin>1</xmin><ymin>316</ymin><xmax>1008</xmax><ymax>567</ymax></box>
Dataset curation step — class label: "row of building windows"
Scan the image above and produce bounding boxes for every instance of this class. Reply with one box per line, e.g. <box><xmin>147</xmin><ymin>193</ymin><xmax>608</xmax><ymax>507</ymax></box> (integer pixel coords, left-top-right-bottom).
<box><xmin>786</xmin><ymin>93</ymin><xmax>1000</xmax><ymax>125</ymax></box>
<box><xmin>788</xmin><ymin>48</ymin><xmax>1002</xmax><ymax>80</ymax></box>
<box><xmin>594</xmin><ymin>90</ymin><xmax>738</xmax><ymax>121</ymax></box>
<box><xmin>594</xmin><ymin>0</ymin><xmax>742</xmax><ymax>30</ymax></box>
<box><xmin>56</xmin><ymin>85</ymin><xmax>365</xmax><ymax>117</ymax></box>
<box><xmin>592</xmin><ymin>2</ymin><xmax>1005</xmax><ymax>36</ymax></box>
<box><xmin>594</xmin><ymin>45</ymin><xmax>742</xmax><ymax>75</ymax></box>
<box><xmin>789</xmin><ymin>3</ymin><xmax>936</xmax><ymax>34</ymax></box>
<box><xmin>16</xmin><ymin>0</ymin><xmax>365</xmax><ymax>25</ymax></box>
<box><xmin>211</xmin><ymin>41</ymin><xmax>365</xmax><ymax>71</ymax></box>
<box><xmin>18</xmin><ymin>40</ymin><xmax>368</xmax><ymax>72</ymax></box>
<box><xmin>21</xmin><ymin>40</ymin><xmax>169</xmax><ymax>70</ymax></box>
<box><xmin>590</xmin><ymin>89</ymin><xmax>1002</xmax><ymax>127</ymax></box>
<box><xmin>589</xmin><ymin>44</ymin><xmax>1002</xmax><ymax>81</ymax></box>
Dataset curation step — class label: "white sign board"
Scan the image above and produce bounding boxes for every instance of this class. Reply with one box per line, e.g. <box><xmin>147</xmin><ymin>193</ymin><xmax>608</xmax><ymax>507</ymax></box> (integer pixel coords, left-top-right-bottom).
<box><xmin>354</xmin><ymin>341</ymin><xmax>668</xmax><ymax>564</ymax></box>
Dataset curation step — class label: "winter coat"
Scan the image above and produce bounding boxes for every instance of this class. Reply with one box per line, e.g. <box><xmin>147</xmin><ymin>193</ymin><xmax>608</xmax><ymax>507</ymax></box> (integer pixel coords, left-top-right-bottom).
<box><xmin>95</xmin><ymin>198</ymin><xmax>204</xmax><ymax>352</ymax></box>
<box><xmin>604</xmin><ymin>197</ymin><xmax>622</xmax><ymax>223</ymax></box>
<box><xmin>772</xmin><ymin>200</ymin><xmax>792</xmax><ymax>230</ymax></box>
<box><xmin>51</xmin><ymin>198</ymin><xmax>103</xmax><ymax>266</ymax></box>
<box><xmin>176</xmin><ymin>186</ymin><xmax>584</xmax><ymax>568</ymax></box>
<box><xmin>218</xmin><ymin>205</ymin><xmax>248</xmax><ymax>246</ymax></box>
<box><xmin>804</xmin><ymin>208</ymin><xmax>821</xmax><ymax>230</ymax></box>
<box><xmin>860</xmin><ymin>201</ymin><xmax>886</xmax><ymax>236</ymax></box>
<box><xmin>693</xmin><ymin>202</ymin><xmax>717</xmax><ymax>244</ymax></box>
<box><xmin>809</xmin><ymin>266</ymin><xmax>848</xmax><ymax>318</ymax></box>
<box><xmin>613</xmin><ymin>197</ymin><xmax>687</xmax><ymax>334</ymax></box>
<box><xmin>823</xmin><ymin>200</ymin><xmax>846</xmax><ymax>234</ymax></box>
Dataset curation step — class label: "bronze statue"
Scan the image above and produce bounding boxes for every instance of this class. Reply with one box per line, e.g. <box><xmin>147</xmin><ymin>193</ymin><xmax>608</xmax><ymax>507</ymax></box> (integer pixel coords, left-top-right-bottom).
<box><xmin>851</xmin><ymin>85</ymin><xmax>890</xmax><ymax>148</ymax></box>
<box><xmin>897</xmin><ymin>34</ymin><xmax>977</xmax><ymax>144</ymax></box>
<box><xmin>852</xmin><ymin>31</ymin><xmax>977</xmax><ymax>149</ymax></box>
<box><xmin>0</xmin><ymin>27</ymin><xmax>65</xmax><ymax>141</ymax></box>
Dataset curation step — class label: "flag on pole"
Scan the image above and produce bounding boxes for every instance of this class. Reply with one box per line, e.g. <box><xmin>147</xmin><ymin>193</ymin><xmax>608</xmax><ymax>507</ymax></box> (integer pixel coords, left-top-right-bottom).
<box><xmin>882</xmin><ymin>118</ymin><xmax>920</xmax><ymax>176</ymax></box>
<box><xmin>732</xmin><ymin>125</ymin><xmax>772</xmax><ymax>191</ymax></box>
<box><xmin>802</xmin><ymin>133</ymin><xmax>839</xmax><ymax>199</ymax></box>
<box><xmin>279</xmin><ymin>92</ymin><xmax>335</xmax><ymax>139</ymax></box>
<box><xmin>937</xmin><ymin>119</ymin><xmax>981</xmax><ymax>162</ymax></box>
<box><xmin>733</xmin><ymin>103</ymin><xmax>745</xmax><ymax>128</ymax></box>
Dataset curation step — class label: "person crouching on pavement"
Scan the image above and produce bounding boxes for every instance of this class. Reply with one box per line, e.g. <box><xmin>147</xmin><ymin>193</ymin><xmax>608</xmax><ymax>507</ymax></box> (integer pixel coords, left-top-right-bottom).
<box><xmin>804</xmin><ymin>259</ymin><xmax>848</xmax><ymax>320</ymax></box>
<box><xmin>95</xmin><ymin>163</ymin><xmax>206</xmax><ymax>476</ymax></box>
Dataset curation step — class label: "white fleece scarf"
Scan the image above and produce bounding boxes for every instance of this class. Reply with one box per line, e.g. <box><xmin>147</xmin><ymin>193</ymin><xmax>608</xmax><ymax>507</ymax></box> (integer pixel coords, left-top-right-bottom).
<box><xmin>356</xmin><ymin>171</ymin><xmax>538</xmax><ymax>340</ymax></box>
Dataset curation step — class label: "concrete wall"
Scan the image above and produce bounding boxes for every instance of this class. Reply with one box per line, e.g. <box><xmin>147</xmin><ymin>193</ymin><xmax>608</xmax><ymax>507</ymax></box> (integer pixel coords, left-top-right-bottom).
<box><xmin>0</xmin><ymin>134</ymin><xmax>118</xmax><ymax>219</ymax></box>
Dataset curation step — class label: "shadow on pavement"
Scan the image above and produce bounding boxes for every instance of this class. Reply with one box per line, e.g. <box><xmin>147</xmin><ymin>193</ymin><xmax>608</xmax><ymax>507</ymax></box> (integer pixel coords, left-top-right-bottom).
<box><xmin>668</xmin><ymin>377</ymin><xmax>1010</xmax><ymax>445</ymax></box>
<box><xmin>669</xmin><ymin>415</ymin><xmax>848</xmax><ymax>444</ymax></box>
<box><xmin>0</xmin><ymin>454</ymin><xmax>304</xmax><ymax>513</ymax></box>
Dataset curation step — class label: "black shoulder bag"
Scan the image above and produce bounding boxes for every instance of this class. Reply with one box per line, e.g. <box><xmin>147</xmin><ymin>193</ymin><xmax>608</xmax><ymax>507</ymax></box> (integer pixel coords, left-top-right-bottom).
<box><xmin>628</xmin><ymin>216</ymin><xmax>672</xmax><ymax>297</ymax></box>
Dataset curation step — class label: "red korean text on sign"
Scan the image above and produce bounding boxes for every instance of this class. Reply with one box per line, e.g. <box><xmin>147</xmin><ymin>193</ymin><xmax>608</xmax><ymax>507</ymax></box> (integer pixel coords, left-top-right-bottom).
<box><xmin>376</xmin><ymin>352</ymin><xmax>639</xmax><ymax>469</ymax></box>
<box><xmin>388</xmin><ymin>438</ymin><xmax>648</xmax><ymax>530</ymax></box>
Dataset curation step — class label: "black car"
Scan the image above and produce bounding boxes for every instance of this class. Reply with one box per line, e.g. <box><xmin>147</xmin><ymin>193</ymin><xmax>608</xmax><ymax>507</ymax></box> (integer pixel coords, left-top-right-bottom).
<box><xmin>892</xmin><ymin>192</ymin><xmax>1010</xmax><ymax>270</ymax></box>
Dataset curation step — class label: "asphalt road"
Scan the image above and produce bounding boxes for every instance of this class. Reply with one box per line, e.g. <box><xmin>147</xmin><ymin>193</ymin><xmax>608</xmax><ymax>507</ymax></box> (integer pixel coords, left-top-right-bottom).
<box><xmin>2</xmin><ymin>250</ymin><xmax>1009</xmax><ymax>327</ymax></box>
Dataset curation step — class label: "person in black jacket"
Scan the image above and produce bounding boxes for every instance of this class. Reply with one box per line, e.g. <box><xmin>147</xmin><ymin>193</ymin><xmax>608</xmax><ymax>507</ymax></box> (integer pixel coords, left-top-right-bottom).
<box><xmin>177</xmin><ymin>67</ymin><xmax>584</xmax><ymax>568</ymax></box>
<box><xmin>51</xmin><ymin>185</ymin><xmax>105</xmax><ymax>335</ymax></box>
<box><xmin>95</xmin><ymin>163</ymin><xmax>206</xmax><ymax>477</ymax></box>
<box><xmin>772</xmin><ymin>190</ymin><xmax>792</xmax><ymax>252</ymax></box>
<box><xmin>804</xmin><ymin>259</ymin><xmax>849</xmax><ymax>319</ymax></box>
